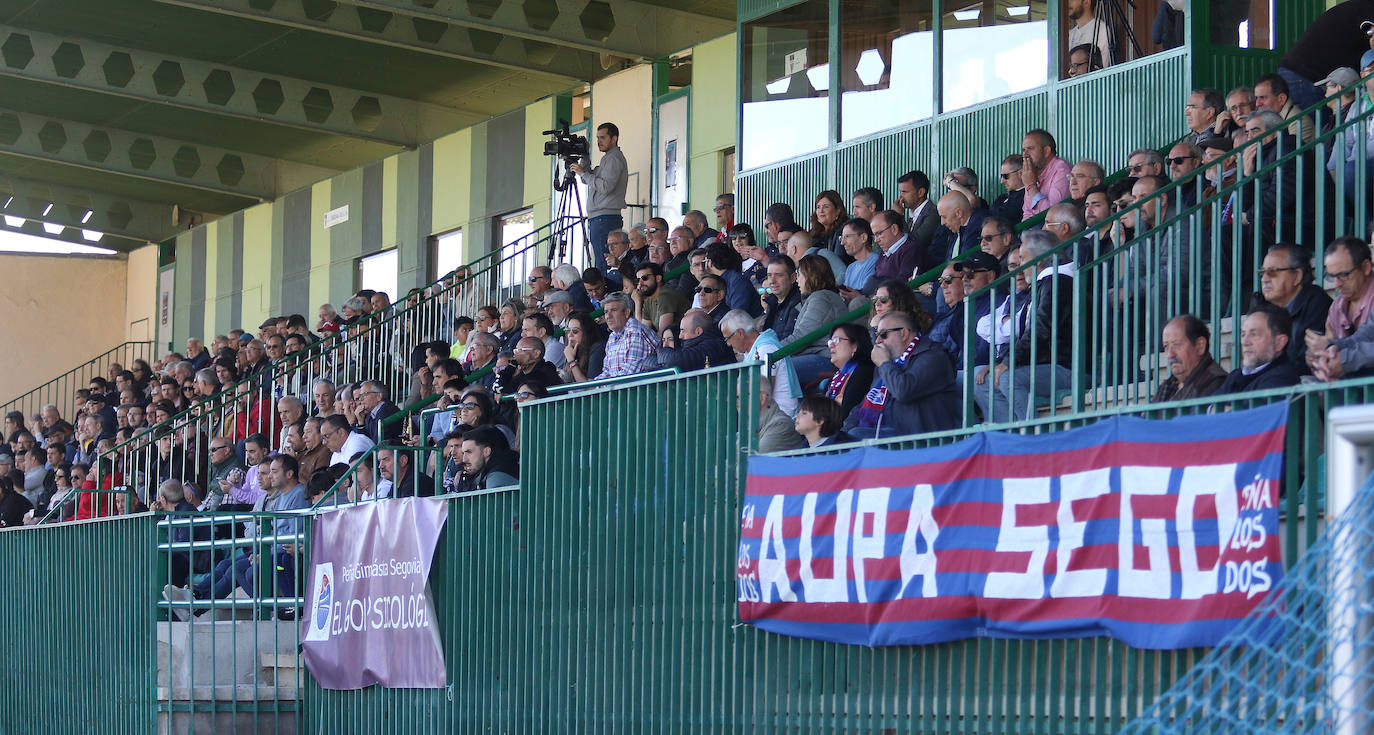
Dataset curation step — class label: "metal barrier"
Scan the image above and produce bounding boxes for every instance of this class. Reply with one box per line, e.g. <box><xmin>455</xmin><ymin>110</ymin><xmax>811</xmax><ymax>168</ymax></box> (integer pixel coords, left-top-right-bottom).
<box><xmin>315</xmin><ymin>443</ymin><xmax>446</xmax><ymax>504</ymax></box>
<box><xmin>95</xmin><ymin>216</ymin><xmax>583</xmax><ymax>503</ymax></box>
<box><xmin>155</xmin><ymin>507</ymin><xmax>312</xmax><ymax>735</ymax></box>
<box><xmin>0</xmin><ymin>339</ymin><xmax>155</xmax><ymax>423</ymax></box>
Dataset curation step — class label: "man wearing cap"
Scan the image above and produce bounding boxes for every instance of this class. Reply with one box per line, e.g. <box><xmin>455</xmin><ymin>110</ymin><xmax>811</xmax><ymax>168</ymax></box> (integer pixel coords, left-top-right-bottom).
<box><xmin>1324</xmin><ymin>56</ymin><xmax>1374</xmax><ymax>206</ymax></box>
<box><xmin>542</xmin><ymin>290</ymin><xmax>575</xmax><ymax>329</ymax></box>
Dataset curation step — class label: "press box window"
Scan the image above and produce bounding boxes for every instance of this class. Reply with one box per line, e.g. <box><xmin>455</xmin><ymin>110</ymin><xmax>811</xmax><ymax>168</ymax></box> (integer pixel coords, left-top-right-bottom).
<box><xmin>840</xmin><ymin>0</ymin><xmax>934</xmax><ymax>142</ymax></box>
<box><xmin>741</xmin><ymin>0</ymin><xmax>830</xmax><ymax>170</ymax></box>
<box><xmin>942</xmin><ymin>2</ymin><xmax>1049</xmax><ymax>113</ymax></box>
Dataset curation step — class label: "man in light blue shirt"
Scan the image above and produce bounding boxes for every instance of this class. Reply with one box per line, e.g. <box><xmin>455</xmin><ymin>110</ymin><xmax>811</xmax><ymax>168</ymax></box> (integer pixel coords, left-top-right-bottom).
<box><xmin>838</xmin><ymin>218</ymin><xmax>880</xmax><ymax>299</ymax></box>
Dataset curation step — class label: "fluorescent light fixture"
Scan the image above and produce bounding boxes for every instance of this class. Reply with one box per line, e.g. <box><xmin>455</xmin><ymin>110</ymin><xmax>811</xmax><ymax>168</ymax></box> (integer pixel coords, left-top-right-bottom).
<box><xmin>81</xmin><ymin>209</ymin><xmax>93</xmax><ymax>224</ymax></box>
<box><xmin>41</xmin><ymin>202</ymin><xmax>52</xmax><ymax>216</ymax></box>
<box><xmin>953</xmin><ymin>8</ymin><xmax>981</xmax><ymax>21</ymax></box>
<box><xmin>0</xmin><ymin>229</ymin><xmax>115</xmax><ymax>255</ymax></box>
<box><xmin>82</xmin><ymin>229</ymin><xmax>103</xmax><ymax>242</ymax></box>
<box><xmin>2</xmin><ymin>196</ymin><xmax>11</xmax><ymax>208</ymax></box>
<box><xmin>4</xmin><ymin>215</ymin><xmax>23</xmax><ymax>227</ymax></box>
<box><xmin>855</xmin><ymin>49</ymin><xmax>886</xmax><ymax>86</ymax></box>
<box><xmin>1007</xmin><ymin>5</ymin><xmax>1030</xmax><ymax>16</ymax></box>
<box><xmin>42</xmin><ymin>222</ymin><xmax>63</xmax><ymax>235</ymax></box>
<box><xmin>806</xmin><ymin>63</ymin><xmax>830</xmax><ymax>92</ymax></box>
<box><xmin>765</xmin><ymin>76</ymin><xmax>792</xmax><ymax>95</ymax></box>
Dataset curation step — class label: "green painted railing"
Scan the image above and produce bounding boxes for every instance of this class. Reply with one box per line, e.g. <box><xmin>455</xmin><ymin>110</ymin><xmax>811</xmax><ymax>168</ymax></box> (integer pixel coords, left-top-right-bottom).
<box><xmin>1</xmin><ymin>339</ymin><xmax>155</xmax><ymax>424</ymax></box>
<box><xmin>0</xmin><ymin>513</ymin><xmax>159</xmax><ymax>734</ymax></box>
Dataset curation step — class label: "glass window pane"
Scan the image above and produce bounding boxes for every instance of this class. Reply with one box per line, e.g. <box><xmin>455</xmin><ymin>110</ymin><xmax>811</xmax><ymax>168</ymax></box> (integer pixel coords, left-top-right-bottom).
<box><xmin>434</xmin><ymin>229</ymin><xmax>464</xmax><ymax>279</ymax></box>
<box><xmin>941</xmin><ymin>2</ymin><xmax>1049</xmax><ymax>113</ymax></box>
<box><xmin>741</xmin><ymin>0</ymin><xmax>830</xmax><ymax>170</ymax></box>
<box><xmin>498</xmin><ymin>209</ymin><xmax>536</xmax><ymax>293</ymax></box>
<box><xmin>358</xmin><ymin>249</ymin><xmax>398</xmax><ymax>303</ymax></box>
<box><xmin>1211</xmin><ymin>0</ymin><xmax>1274</xmax><ymax>50</ymax></box>
<box><xmin>840</xmin><ymin>0</ymin><xmax>934</xmax><ymax>142</ymax></box>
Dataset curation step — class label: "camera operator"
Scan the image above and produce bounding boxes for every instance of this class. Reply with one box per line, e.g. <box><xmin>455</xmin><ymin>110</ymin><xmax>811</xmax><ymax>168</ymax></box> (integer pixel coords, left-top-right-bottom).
<box><xmin>568</xmin><ymin>122</ymin><xmax>628</xmax><ymax>269</ymax></box>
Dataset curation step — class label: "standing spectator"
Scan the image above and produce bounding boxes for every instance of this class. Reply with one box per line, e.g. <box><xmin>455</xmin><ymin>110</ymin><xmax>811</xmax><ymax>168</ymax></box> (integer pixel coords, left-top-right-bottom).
<box><xmin>1217</xmin><ymin>304</ymin><xmax>1302</xmax><ymax>394</ymax></box>
<box><xmin>599</xmin><ymin>294</ymin><xmax>659</xmax><ymax>378</ymax></box>
<box><xmin>1021</xmin><ymin>129</ymin><xmax>1072</xmax><ymax>220</ymax></box>
<box><xmin>568</xmin><ymin>121</ymin><xmax>627</xmax><ymax>267</ymax></box>
<box><xmin>1066</xmin><ymin>0</ymin><xmax>1114</xmax><ymax>69</ymax></box>
<box><xmin>713</xmin><ymin>194</ymin><xmax>735</xmax><ymax>241</ymax></box>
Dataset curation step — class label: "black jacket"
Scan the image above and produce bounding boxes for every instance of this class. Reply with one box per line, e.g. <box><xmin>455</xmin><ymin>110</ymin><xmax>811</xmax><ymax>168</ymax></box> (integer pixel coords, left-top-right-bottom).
<box><xmin>644</xmin><ymin>325</ymin><xmax>737</xmax><ymax>372</ymax></box>
<box><xmin>1275</xmin><ymin>284</ymin><xmax>1333</xmax><ymax>373</ymax></box>
<box><xmin>762</xmin><ymin>287</ymin><xmax>803</xmax><ymax>340</ymax></box>
<box><xmin>364</xmin><ymin>401</ymin><xmax>402</xmax><ymax>444</ymax></box>
<box><xmin>1007</xmin><ymin>272</ymin><xmax>1078</xmax><ymax>369</ymax></box>
<box><xmin>1217</xmin><ymin>352</ymin><xmax>1301</xmax><ymax>396</ymax></box>
<box><xmin>494</xmin><ymin>360</ymin><xmax>563</xmax><ymax>397</ymax></box>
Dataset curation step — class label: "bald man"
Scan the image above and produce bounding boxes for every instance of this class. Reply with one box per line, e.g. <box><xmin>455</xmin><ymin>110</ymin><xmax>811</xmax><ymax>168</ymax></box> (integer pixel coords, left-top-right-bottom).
<box><xmin>929</xmin><ymin>191</ymin><xmax>988</xmax><ymax>266</ymax></box>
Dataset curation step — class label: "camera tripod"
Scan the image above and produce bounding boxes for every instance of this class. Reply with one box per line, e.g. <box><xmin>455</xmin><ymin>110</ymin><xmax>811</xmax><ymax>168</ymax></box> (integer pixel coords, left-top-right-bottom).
<box><xmin>1093</xmin><ymin>0</ymin><xmax>1143</xmax><ymax>62</ymax></box>
<box><xmin>548</xmin><ymin>157</ymin><xmax>592</xmax><ymax>267</ymax></box>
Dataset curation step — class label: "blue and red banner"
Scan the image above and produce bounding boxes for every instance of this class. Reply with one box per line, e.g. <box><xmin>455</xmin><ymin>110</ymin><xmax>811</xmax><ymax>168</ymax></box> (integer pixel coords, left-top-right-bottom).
<box><xmin>737</xmin><ymin>404</ymin><xmax>1287</xmax><ymax>650</ymax></box>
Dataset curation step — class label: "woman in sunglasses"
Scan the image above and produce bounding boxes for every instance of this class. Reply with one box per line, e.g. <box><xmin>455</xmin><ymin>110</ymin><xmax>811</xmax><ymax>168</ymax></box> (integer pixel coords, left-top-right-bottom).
<box><xmin>559</xmin><ymin>311</ymin><xmax>606</xmax><ymax>383</ymax></box>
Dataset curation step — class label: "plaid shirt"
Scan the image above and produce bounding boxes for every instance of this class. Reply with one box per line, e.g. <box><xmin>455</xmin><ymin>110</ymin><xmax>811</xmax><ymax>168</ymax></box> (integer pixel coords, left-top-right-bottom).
<box><xmin>601</xmin><ymin>318</ymin><xmax>659</xmax><ymax>377</ymax></box>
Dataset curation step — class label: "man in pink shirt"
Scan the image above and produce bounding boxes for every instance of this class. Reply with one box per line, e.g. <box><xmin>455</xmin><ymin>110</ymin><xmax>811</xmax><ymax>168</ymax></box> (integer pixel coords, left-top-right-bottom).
<box><xmin>1021</xmin><ymin>129</ymin><xmax>1072</xmax><ymax>220</ymax></box>
<box><xmin>1323</xmin><ymin>237</ymin><xmax>1374</xmax><ymax>339</ymax></box>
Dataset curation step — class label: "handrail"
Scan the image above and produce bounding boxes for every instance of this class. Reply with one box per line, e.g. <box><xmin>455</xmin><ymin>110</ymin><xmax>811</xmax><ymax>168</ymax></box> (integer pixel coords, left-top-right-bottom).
<box><xmin>99</xmin><ymin>217</ymin><xmax>581</xmax><ymax>468</ymax></box>
<box><xmin>1</xmin><ymin>340</ymin><xmax>155</xmax><ymax>419</ymax></box>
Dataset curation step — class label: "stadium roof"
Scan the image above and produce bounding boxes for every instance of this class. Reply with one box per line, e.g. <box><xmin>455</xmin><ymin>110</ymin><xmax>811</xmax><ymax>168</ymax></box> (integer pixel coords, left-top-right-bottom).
<box><xmin>0</xmin><ymin>0</ymin><xmax>733</xmax><ymax>251</ymax></box>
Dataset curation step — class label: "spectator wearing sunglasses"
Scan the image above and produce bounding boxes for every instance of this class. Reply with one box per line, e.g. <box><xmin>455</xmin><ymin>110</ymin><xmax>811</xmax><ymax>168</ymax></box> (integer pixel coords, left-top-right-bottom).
<box><xmin>695</xmin><ymin>275</ymin><xmax>730</xmax><ymax>324</ymax></box>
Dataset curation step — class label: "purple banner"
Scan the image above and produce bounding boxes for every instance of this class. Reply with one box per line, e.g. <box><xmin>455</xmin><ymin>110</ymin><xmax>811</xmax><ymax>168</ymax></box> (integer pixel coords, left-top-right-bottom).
<box><xmin>301</xmin><ymin>498</ymin><xmax>448</xmax><ymax>690</ymax></box>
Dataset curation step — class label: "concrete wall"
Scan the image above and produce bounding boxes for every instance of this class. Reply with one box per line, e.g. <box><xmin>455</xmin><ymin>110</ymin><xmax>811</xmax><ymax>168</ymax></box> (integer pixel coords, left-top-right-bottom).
<box><xmin>0</xmin><ymin>253</ymin><xmax>129</xmax><ymax>402</ymax></box>
<box><xmin>591</xmin><ymin>64</ymin><xmax>655</xmax><ymax>229</ymax></box>
<box><xmin>125</xmin><ymin>245</ymin><xmax>156</xmax><ymax>341</ymax></box>
<box><xmin>689</xmin><ymin>33</ymin><xmax>739</xmax><ymax>213</ymax></box>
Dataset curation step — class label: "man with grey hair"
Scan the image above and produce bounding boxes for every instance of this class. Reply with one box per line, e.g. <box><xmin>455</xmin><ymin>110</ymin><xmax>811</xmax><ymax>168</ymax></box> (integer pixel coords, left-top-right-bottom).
<box><xmin>719</xmin><ymin>308</ymin><xmax>795</xmax><ymax>416</ymax></box>
<box><xmin>991</xmin><ymin>229</ymin><xmax>1078</xmax><ymax>421</ymax></box>
<box><xmin>603</xmin><ymin>229</ymin><xmax>632</xmax><ymax>290</ymax></box>
<box><xmin>340</xmin><ymin>296</ymin><xmax>368</xmax><ymax>321</ymax></box>
<box><xmin>171</xmin><ymin>360</ymin><xmax>195</xmax><ymax>385</ymax></box>
<box><xmin>465</xmin><ymin>331</ymin><xmax>501</xmax><ymax>389</ymax></box>
<box><xmin>683</xmin><ymin>209</ymin><xmax>719</xmax><ymax>247</ymax></box>
<box><xmin>186</xmin><ymin>337</ymin><xmax>212</xmax><ymax>370</ymax></box>
<box><xmin>1067</xmin><ymin>160</ymin><xmax>1105</xmax><ymax>202</ymax></box>
<box><xmin>193</xmin><ymin>368</ymin><xmax>219</xmax><ymax>399</ymax></box>
<box><xmin>311</xmin><ymin>378</ymin><xmax>338</xmax><ymax>417</ymax></box>
<box><xmin>357</xmin><ymin>380</ymin><xmax>401</xmax><ymax>444</ymax></box>
<box><xmin>942</xmin><ymin>167</ymin><xmax>988</xmax><ymax>210</ymax></box>
<box><xmin>1041</xmin><ymin>202</ymin><xmax>1091</xmax><ymax>265</ymax></box>
<box><xmin>277</xmin><ymin>396</ymin><xmax>306</xmax><ymax>450</ymax></box>
<box><xmin>549</xmin><ymin>262</ymin><xmax>593</xmax><ymax>311</ymax></box>
<box><xmin>1241</xmin><ymin>108</ymin><xmax>1313</xmax><ymax>245</ymax></box>
<box><xmin>600</xmin><ymin>292</ymin><xmax>659</xmax><ymax>377</ymax></box>
<box><xmin>1126</xmin><ymin>148</ymin><xmax>1165</xmax><ymax>178</ymax></box>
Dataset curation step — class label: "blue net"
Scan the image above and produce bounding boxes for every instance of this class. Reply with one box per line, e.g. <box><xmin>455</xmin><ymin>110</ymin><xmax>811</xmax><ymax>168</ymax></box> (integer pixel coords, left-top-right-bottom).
<box><xmin>1117</xmin><ymin>470</ymin><xmax>1374</xmax><ymax>734</ymax></box>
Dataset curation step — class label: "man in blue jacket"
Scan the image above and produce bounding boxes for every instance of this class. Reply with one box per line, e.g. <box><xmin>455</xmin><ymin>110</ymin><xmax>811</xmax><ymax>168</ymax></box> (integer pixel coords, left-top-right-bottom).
<box><xmin>645</xmin><ymin>310</ymin><xmax>737</xmax><ymax>372</ymax></box>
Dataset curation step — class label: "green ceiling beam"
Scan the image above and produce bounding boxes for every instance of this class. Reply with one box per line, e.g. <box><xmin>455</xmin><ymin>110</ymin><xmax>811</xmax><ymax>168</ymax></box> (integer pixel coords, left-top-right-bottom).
<box><xmin>154</xmin><ymin>0</ymin><xmax>609</xmax><ymax>81</ymax></box>
<box><xmin>0</xmin><ymin>107</ymin><xmax>337</xmax><ymax>200</ymax></box>
<box><xmin>334</xmin><ymin>0</ymin><xmax>734</xmax><ymax>59</ymax></box>
<box><xmin>0</xmin><ymin>23</ymin><xmax>471</xmax><ymax>147</ymax></box>
<box><xmin>0</xmin><ymin>174</ymin><xmax>179</xmax><ymax>243</ymax></box>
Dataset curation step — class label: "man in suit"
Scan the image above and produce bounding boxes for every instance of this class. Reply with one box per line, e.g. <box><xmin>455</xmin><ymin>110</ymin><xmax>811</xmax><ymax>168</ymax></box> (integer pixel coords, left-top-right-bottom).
<box><xmin>897</xmin><ymin>170</ymin><xmax>939</xmax><ymax>267</ymax></box>
<box><xmin>930</xmin><ymin>192</ymin><xmax>988</xmax><ymax>266</ymax></box>
<box><xmin>357</xmin><ymin>380</ymin><xmax>401</xmax><ymax>444</ymax></box>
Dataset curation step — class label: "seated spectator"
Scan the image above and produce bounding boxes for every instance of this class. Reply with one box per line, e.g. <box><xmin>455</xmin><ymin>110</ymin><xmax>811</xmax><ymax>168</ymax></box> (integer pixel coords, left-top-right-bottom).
<box><xmin>1067</xmin><ymin>43</ymin><xmax>1103</xmax><ymax>78</ymax></box>
<box><xmin>809</xmin><ymin>190</ymin><xmax>849</xmax><ymax>258</ymax></box>
<box><xmin>705</xmin><ymin>243</ymin><xmax>763</xmax><ymax>318</ymax></box>
<box><xmin>380</xmin><ymin>447</ymin><xmax>434</xmax><ymax>497</ymax></box>
<box><xmin>930</xmin><ymin>192</ymin><xmax>988</xmax><ymax>267</ymax></box>
<box><xmin>1254</xmin><ymin>73</ymin><xmax>1316</xmax><ymax>144</ymax></box>
<box><xmin>496</xmin><ymin>298</ymin><xmax>525</xmax><ymax>352</ymax></box>
<box><xmin>728</xmin><ymin>223</ymin><xmax>769</xmax><ymax>288</ymax></box>
<box><xmin>1021</xmin><ymin>128</ymin><xmax>1071</xmax><ymax>220</ymax></box>
<box><xmin>979</xmin><ymin>214</ymin><xmax>1020</xmax><ymax>271</ymax></box>
<box><xmin>1241</xmin><ymin>110</ymin><xmax>1318</xmax><ymax>246</ymax></box>
<box><xmin>511</xmin><ymin>379</ymin><xmax>549</xmax><ymax>405</ymax></box>
<box><xmin>666</xmin><ymin>228</ymin><xmax>701</xmax><ymax>295</ymax></box>
<box><xmin>844</xmin><ymin>310</ymin><xmax>959</xmax><ymax>439</ymax></box>
<box><xmin>0</xmin><ymin>473</ymin><xmax>33</xmax><ymax>527</ymax></box>
<box><xmin>868</xmin><ymin>279</ymin><xmax>920</xmax><ymax>339</ymax></box>
<box><xmin>645</xmin><ymin>309</ymin><xmax>735</xmax><ymax>371</ymax></box>
<box><xmin>992</xmin><ymin>230</ymin><xmax>1078</xmax><ymax>421</ymax></box>
<box><xmin>631</xmin><ymin>262</ymin><xmax>690</xmax><ymax>334</ymax></box>
<box><xmin>720</xmin><ymin>309</ymin><xmax>795</xmax><ymax>417</ymax></box>
<box><xmin>851</xmin><ymin>186</ymin><xmax>883</xmax><ymax>221</ymax></box>
<box><xmin>356</xmin><ymin>380</ymin><xmax>401</xmax><ymax>444</ymax></box>
<box><xmin>293</xmin><ymin>418</ymin><xmax>332</xmax><ymax>483</ymax></box>
<box><xmin>1153</xmin><ymin>314</ymin><xmax>1229</xmax><ymax>401</ymax></box>
<box><xmin>456</xmin><ymin>425</ymin><xmax>519</xmax><ymax>491</ymax></box>
<box><xmin>1257</xmin><ymin>242</ymin><xmax>1331</xmax><ymax>370</ymax></box>
<box><xmin>322</xmin><ymin>414</ymin><xmax>374</xmax><ymax>466</ymax></box>
<box><xmin>1218</xmin><ymin>303</ymin><xmax>1302</xmax><ymax>394</ymax></box>
<box><xmin>756</xmin><ymin>377</ymin><xmax>804</xmax><ymax>453</ymax></box>
<box><xmin>453</xmin><ymin>390</ymin><xmax>518</xmax><ymax>449</ymax></box>
<box><xmin>1325</xmin><ymin>58</ymin><xmax>1374</xmax><ymax>206</ymax></box>
<box><xmin>464</xmin><ymin>332</ymin><xmax>501</xmax><ymax>389</ymax></box>
<box><xmin>494</xmin><ymin>337</ymin><xmax>563</xmax><ymax>397</ymax></box>
<box><xmin>794</xmin><ymin>394</ymin><xmax>854</xmax><ymax>448</ymax></box>
<box><xmin>438</xmin><ymin>431</ymin><xmax>464</xmax><ymax>494</ymax></box>
<box><xmin>521</xmin><ymin>312</ymin><xmax>566</xmax><ymax>370</ymax></box>
<box><xmin>165</xmin><ymin>454</ymin><xmax>309</xmax><ymax>620</ymax></box>
<box><xmin>559</xmin><ymin>311</ymin><xmax>607</xmax><ymax>383</ymax></box>
<box><xmin>600</xmin><ymin>293</ymin><xmax>660</xmax><ymax>377</ymax></box>
<box><xmin>550</xmin><ymin>263</ymin><xmax>594</xmax><ymax>312</ymax></box>
<box><xmin>683</xmin><ymin>210</ymin><xmax>718</xmax><ymax>247</ymax></box>
<box><xmin>1126</xmin><ymin>148</ymin><xmax>1165</xmax><ymax>178</ymax></box>
<box><xmin>1166</xmin><ymin>141</ymin><xmax>1205</xmax><ymax>204</ymax></box>
<box><xmin>927</xmin><ymin>263</ymin><xmax>966</xmax><ymax>361</ymax></box>
<box><xmin>780</xmin><ymin>230</ymin><xmax>847</xmax><ymax>287</ymax></box>
<box><xmin>762</xmin><ymin>202</ymin><xmax>802</xmax><ymax>250</ymax></box>
<box><xmin>837</xmin><ymin>218</ymin><xmax>879</xmax><ymax>300</ymax></box>
<box><xmin>897</xmin><ymin>170</ymin><xmax>938</xmax><ymax>258</ymax></box>
<box><xmin>760</xmin><ymin>255</ymin><xmax>802</xmax><ymax>337</ymax></box>
<box><xmin>1323</xmin><ymin>236</ymin><xmax>1374</xmax><ymax>339</ymax></box>
<box><xmin>1067</xmin><ymin>160</ymin><xmax>1105</xmax><ymax>203</ymax></box>
<box><xmin>150</xmin><ymin>479</ymin><xmax>207</xmax><ymax>586</ymax></box>
<box><xmin>944</xmin><ymin>167</ymin><xmax>989</xmax><ymax>210</ymax></box>
<box><xmin>990</xmin><ymin>155</ymin><xmax>1026</xmax><ymax>225</ymax></box>
<box><xmin>695</xmin><ymin>274</ymin><xmax>731</xmax><ymax>323</ymax></box>
<box><xmin>821</xmin><ymin>323</ymin><xmax>875</xmax><ymax>424</ymax></box>
<box><xmin>951</xmin><ymin>251</ymin><xmax>1003</xmax><ymax>381</ymax></box>
<box><xmin>276</xmin><ymin>395</ymin><xmax>305</xmax><ymax>449</ymax></box>
<box><xmin>778</xmin><ymin>255</ymin><xmax>849</xmax><ymax>390</ymax></box>
<box><xmin>1185</xmin><ymin>88</ymin><xmax>1227</xmax><ymax>147</ymax></box>
<box><xmin>871</xmin><ymin>209</ymin><xmax>927</xmax><ymax>282</ymax></box>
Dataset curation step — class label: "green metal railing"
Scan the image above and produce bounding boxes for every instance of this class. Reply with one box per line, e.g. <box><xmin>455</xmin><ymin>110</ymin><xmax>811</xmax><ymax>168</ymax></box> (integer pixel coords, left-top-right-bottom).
<box><xmin>315</xmin><ymin>443</ymin><xmax>447</xmax><ymax>505</ymax></box>
<box><xmin>0</xmin><ymin>339</ymin><xmax>155</xmax><ymax>424</ymax></box>
<box><xmin>97</xmin><ymin>216</ymin><xmax>582</xmax><ymax>499</ymax></box>
<box><xmin>959</xmin><ymin>70</ymin><xmax>1374</xmax><ymax>427</ymax></box>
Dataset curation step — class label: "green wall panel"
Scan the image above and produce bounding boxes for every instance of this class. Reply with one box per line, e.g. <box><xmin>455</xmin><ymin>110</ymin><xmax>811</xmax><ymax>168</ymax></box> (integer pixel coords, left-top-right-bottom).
<box><xmin>1056</xmin><ymin>51</ymin><xmax>1188</xmax><ymax>172</ymax></box>
<box><xmin>735</xmin><ymin>151</ymin><xmax>828</xmax><ymax>239</ymax></box>
<box><xmin>834</xmin><ymin>122</ymin><xmax>932</xmax><ymax>213</ymax></box>
<box><xmin>938</xmin><ymin>91</ymin><xmax>1051</xmax><ymax>208</ymax></box>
